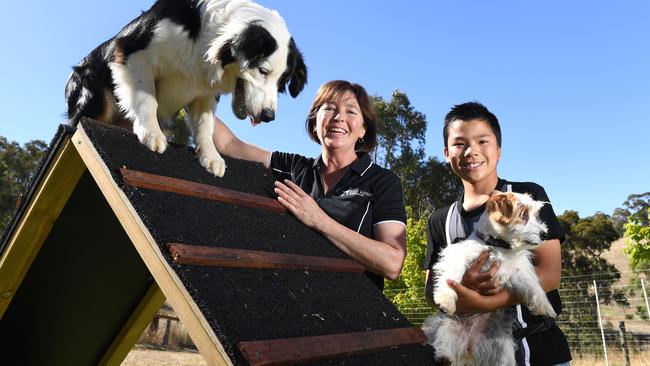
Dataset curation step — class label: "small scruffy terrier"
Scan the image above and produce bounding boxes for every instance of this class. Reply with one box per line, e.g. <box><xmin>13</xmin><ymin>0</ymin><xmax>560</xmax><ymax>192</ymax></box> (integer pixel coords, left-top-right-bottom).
<box><xmin>423</xmin><ymin>191</ymin><xmax>557</xmax><ymax>366</ymax></box>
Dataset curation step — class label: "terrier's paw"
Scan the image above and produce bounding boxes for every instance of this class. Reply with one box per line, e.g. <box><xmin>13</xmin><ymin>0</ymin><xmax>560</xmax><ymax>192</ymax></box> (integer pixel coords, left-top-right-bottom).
<box><xmin>199</xmin><ymin>152</ymin><xmax>226</xmax><ymax>177</ymax></box>
<box><xmin>136</xmin><ymin>129</ymin><xmax>168</xmax><ymax>154</ymax></box>
<box><xmin>528</xmin><ymin>299</ymin><xmax>557</xmax><ymax>318</ymax></box>
<box><xmin>434</xmin><ymin>288</ymin><xmax>457</xmax><ymax>315</ymax></box>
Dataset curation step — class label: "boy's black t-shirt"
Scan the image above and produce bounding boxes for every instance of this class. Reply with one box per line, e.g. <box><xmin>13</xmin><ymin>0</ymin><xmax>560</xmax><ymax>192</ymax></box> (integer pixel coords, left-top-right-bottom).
<box><xmin>423</xmin><ymin>178</ymin><xmax>572</xmax><ymax>366</ymax></box>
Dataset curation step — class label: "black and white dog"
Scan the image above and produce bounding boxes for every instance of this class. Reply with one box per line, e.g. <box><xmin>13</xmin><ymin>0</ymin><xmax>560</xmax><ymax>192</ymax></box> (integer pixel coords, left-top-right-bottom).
<box><xmin>65</xmin><ymin>0</ymin><xmax>307</xmax><ymax>177</ymax></box>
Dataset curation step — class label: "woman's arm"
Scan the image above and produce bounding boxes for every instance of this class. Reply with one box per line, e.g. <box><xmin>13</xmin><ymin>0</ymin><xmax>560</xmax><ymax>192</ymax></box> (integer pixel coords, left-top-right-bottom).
<box><xmin>274</xmin><ymin>180</ymin><xmax>406</xmax><ymax>279</ymax></box>
<box><xmin>212</xmin><ymin>117</ymin><xmax>272</xmax><ymax>167</ymax></box>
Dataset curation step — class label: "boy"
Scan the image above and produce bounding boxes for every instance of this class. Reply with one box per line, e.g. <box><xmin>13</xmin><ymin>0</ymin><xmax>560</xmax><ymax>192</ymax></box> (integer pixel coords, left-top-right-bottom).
<box><xmin>423</xmin><ymin>102</ymin><xmax>571</xmax><ymax>365</ymax></box>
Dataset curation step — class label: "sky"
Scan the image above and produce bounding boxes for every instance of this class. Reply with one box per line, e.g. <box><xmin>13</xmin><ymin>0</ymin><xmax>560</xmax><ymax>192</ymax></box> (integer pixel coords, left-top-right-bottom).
<box><xmin>0</xmin><ymin>0</ymin><xmax>648</xmax><ymax>218</ymax></box>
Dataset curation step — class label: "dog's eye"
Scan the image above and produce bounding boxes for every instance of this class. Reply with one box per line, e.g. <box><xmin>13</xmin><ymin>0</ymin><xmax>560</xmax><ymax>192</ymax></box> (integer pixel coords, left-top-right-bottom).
<box><xmin>258</xmin><ymin>67</ymin><xmax>270</xmax><ymax>76</ymax></box>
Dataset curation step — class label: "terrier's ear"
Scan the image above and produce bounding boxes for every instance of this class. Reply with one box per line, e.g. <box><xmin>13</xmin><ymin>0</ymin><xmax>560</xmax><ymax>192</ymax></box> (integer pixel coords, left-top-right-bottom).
<box><xmin>487</xmin><ymin>193</ymin><xmax>516</xmax><ymax>225</ymax></box>
<box><xmin>516</xmin><ymin>204</ymin><xmax>530</xmax><ymax>223</ymax></box>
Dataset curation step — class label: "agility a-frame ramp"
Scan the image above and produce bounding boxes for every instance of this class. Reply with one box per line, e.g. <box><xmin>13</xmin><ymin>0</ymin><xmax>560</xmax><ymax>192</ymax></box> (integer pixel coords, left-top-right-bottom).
<box><xmin>0</xmin><ymin>119</ymin><xmax>436</xmax><ymax>365</ymax></box>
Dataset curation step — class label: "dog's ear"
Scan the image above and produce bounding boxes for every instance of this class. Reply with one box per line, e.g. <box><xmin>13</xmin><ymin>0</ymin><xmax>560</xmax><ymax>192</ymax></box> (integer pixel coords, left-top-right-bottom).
<box><xmin>278</xmin><ymin>37</ymin><xmax>307</xmax><ymax>98</ymax></box>
<box><xmin>231</xmin><ymin>23</ymin><xmax>278</xmax><ymax>70</ymax></box>
<box><xmin>217</xmin><ymin>39</ymin><xmax>236</xmax><ymax>66</ymax></box>
<box><xmin>515</xmin><ymin>204</ymin><xmax>529</xmax><ymax>223</ymax></box>
<box><xmin>487</xmin><ymin>193</ymin><xmax>516</xmax><ymax>225</ymax></box>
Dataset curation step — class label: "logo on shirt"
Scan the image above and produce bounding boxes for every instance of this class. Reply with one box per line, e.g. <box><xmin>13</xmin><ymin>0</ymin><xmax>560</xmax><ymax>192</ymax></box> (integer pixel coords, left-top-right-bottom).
<box><xmin>340</xmin><ymin>188</ymin><xmax>372</xmax><ymax>198</ymax></box>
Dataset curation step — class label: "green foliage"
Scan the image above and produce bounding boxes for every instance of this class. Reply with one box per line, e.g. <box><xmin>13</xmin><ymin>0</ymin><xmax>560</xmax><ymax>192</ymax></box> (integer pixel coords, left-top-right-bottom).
<box><xmin>373</xmin><ymin>91</ymin><xmax>426</xmax><ymax>169</ymax></box>
<box><xmin>384</xmin><ymin>207</ymin><xmax>433</xmax><ymax>321</ymax></box>
<box><xmin>373</xmin><ymin>90</ymin><xmax>460</xmax><ymax>322</ymax></box>
<box><xmin>611</xmin><ymin>192</ymin><xmax>649</xmax><ymax>236</ymax></box>
<box><xmin>624</xmin><ymin>207</ymin><xmax>650</xmax><ymax>269</ymax></box>
<box><xmin>557</xmin><ymin>210</ymin><xmax>626</xmax><ymax>352</ymax></box>
<box><xmin>373</xmin><ymin>91</ymin><xmax>461</xmax><ymax>217</ymax></box>
<box><xmin>0</xmin><ymin>137</ymin><xmax>47</xmax><ymax>231</ymax></box>
<box><xmin>559</xmin><ymin>211</ymin><xmax>621</xmax><ymax>280</ymax></box>
<box><xmin>167</xmin><ymin>109</ymin><xmax>191</xmax><ymax>146</ymax></box>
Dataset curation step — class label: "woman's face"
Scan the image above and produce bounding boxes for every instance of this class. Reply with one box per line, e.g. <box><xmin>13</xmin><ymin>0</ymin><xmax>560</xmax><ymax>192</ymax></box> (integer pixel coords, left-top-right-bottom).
<box><xmin>314</xmin><ymin>90</ymin><xmax>366</xmax><ymax>153</ymax></box>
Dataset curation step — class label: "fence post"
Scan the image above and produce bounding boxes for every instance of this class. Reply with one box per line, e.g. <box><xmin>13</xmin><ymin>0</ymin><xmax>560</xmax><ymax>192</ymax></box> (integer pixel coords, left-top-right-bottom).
<box><xmin>593</xmin><ymin>280</ymin><xmax>609</xmax><ymax>366</ymax></box>
<box><xmin>619</xmin><ymin>321</ymin><xmax>630</xmax><ymax>366</ymax></box>
<box><xmin>641</xmin><ymin>278</ymin><xmax>650</xmax><ymax>319</ymax></box>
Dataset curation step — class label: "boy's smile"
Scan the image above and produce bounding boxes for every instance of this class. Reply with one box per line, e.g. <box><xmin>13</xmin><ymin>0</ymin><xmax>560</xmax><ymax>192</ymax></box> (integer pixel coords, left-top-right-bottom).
<box><xmin>460</xmin><ymin>161</ymin><xmax>485</xmax><ymax>169</ymax></box>
<box><xmin>444</xmin><ymin>118</ymin><xmax>501</xmax><ymax>186</ymax></box>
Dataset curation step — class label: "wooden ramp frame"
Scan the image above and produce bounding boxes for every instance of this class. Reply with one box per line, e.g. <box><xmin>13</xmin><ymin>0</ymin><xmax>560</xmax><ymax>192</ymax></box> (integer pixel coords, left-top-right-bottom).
<box><xmin>0</xmin><ymin>120</ymin><xmax>433</xmax><ymax>365</ymax></box>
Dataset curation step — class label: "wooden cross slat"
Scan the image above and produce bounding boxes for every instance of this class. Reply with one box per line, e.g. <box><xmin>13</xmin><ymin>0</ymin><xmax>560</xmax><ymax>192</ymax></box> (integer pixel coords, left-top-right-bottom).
<box><xmin>168</xmin><ymin>243</ymin><xmax>365</xmax><ymax>273</ymax></box>
<box><xmin>237</xmin><ymin>326</ymin><xmax>427</xmax><ymax>366</ymax></box>
<box><xmin>120</xmin><ymin>168</ymin><xmax>285</xmax><ymax>213</ymax></box>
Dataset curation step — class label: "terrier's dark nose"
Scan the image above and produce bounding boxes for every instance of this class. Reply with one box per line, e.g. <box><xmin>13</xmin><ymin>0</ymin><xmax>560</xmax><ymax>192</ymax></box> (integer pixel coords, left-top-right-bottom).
<box><xmin>261</xmin><ymin>108</ymin><xmax>275</xmax><ymax>122</ymax></box>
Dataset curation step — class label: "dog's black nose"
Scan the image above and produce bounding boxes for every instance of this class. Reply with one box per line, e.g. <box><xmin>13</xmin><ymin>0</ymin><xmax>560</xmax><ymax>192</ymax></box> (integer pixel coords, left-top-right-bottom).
<box><xmin>261</xmin><ymin>108</ymin><xmax>275</xmax><ymax>122</ymax></box>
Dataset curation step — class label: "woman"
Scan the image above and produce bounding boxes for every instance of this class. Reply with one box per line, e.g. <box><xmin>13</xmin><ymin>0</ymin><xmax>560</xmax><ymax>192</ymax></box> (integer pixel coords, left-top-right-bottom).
<box><xmin>213</xmin><ymin>80</ymin><xmax>406</xmax><ymax>289</ymax></box>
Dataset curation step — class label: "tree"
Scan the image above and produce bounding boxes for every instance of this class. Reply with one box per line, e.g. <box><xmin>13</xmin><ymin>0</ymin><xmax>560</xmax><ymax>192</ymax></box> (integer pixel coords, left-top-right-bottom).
<box><xmin>624</xmin><ymin>207</ymin><xmax>650</xmax><ymax>269</ymax></box>
<box><xmin>611</xmin><ymin>192</ymin><xmax>650</xmax><ymax>236</ymax></box>
<box><xmin>373</xmin><ymin>91</ymin><xmax>461</xmax><ymax>217</ymax></box>
<box><xmin>0</xmin><ymin>137</ymin><xmax>47</xmax><ymax>232</ymax></box>
<box><xmin>559</xmin><ymin>211</ymin><xmax>621</xmax><ymax>278</ymax></box>
<box><xmin>557</xmin><ymin>210</ymin><xmax>625</xmax><ymax>354</ymax></box>
<box><xmin>384</xmin><ymin>207</ymin><xmax>431</xmax><ymax>322</ymax></box>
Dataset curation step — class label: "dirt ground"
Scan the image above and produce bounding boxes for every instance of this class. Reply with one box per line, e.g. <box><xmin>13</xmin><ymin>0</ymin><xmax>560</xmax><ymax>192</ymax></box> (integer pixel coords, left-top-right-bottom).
<box><xmin>121</xmin><ymin>346</ymin><xmax>207</xmax><ymax>366</ymax></box>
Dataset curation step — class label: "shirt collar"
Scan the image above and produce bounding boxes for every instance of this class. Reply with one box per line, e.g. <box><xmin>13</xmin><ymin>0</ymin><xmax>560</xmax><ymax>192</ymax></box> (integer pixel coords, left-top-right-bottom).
<box><xmin>456</xmin><ymin>177</ymin><xmax>509</xmax><ymax>217</ymax></box>
<box><xmin>313</xmin><ymin>152</ymin><xmax>372</xmax><ymax>176</ymax></box>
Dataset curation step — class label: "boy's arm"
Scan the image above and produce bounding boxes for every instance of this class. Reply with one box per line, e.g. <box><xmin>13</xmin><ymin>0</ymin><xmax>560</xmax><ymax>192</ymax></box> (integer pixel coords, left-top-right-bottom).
<box><xmin>533</xmin><ymin>239</ymin><xmax>562</xmax><ymax>292</ymax></box>
<box><xmin>450</xmin><ymin>239</ymin><xmax>561</xmax><ymax>314</ymax></box>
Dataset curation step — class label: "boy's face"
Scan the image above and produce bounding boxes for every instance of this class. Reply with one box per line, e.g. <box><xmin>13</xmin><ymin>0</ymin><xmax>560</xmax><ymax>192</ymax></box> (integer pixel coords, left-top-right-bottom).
<box><xmin>444</xmin><ymin>119</ymin><xmax>501</xmax><ymax>186</ymax></box>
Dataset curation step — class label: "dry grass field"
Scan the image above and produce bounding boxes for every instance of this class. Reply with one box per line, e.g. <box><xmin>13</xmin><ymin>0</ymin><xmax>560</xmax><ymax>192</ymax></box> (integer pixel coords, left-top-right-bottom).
<box><xmin>571</xmin><ymin>351</ymin><xmax>650</xmax><ymax>366</ymax></box>
<box><xmin>122</xmin><ymin>347</ymin><xmax>650</xmax><ymax>366</ymax></box>
<box><xmin>121</xmin><ymin>346</ymin><xmax>206</xmax><ymax>366</ymax></box>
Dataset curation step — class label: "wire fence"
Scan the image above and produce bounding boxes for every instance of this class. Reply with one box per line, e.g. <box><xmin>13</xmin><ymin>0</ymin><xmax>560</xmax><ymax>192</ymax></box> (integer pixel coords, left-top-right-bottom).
<box><xmin>384</xmin><ymin>269</ymin><xmax>650</xmax><ymax>366</ymax></box>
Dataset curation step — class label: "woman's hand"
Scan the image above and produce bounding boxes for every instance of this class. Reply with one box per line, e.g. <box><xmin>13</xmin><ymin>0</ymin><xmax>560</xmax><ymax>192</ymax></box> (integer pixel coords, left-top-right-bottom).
<box><xmin>274</xmin><ymin>179</ymin><xmax>327</xmax><ymax>229</ymax></box>
<box><xmin>274</xmin><ymin>179</ymin><xmax>406</xmax><ymax>280</ymax></box>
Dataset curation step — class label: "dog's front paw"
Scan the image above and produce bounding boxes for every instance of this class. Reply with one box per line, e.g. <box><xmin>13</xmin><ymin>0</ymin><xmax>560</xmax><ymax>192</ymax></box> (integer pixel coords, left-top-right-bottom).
<box><xmin>135</xmin><ymin>128</ymin><xmax>168</xmax><ymax>154</ymax></box>
<box><xmin>434</xmin><ymin>288</ymin><xmax>457</xmax><ymax>315</ymax></box>
<box><xmin>199</xmin><ymin>152</ymin><xmax>226</xmax><ymax>177</ymax></box>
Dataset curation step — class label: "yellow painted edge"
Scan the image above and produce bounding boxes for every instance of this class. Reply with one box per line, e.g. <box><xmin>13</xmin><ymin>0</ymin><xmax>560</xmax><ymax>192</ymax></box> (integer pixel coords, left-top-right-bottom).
<box><xmin>99</xmin><ymin>282</ymin><xmax>166</xmax><ymax>366</ymax></box>
<box><xmin>0</xmin><ymin>138</ymin><xmax>86</xmax><ymax>318</ymax></box>
<box><xmin>72</xmin><ymin>124</ymin><xmax>231</xmax><ymax>366</ymax></box>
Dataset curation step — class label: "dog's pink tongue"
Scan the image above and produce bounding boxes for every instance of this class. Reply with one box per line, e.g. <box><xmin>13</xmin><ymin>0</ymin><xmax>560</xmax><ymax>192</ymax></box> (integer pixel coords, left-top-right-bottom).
<box><xmin>249</xmin><ymin>116</ymin><xmax>261</xmax><ymax>126</ymax></box>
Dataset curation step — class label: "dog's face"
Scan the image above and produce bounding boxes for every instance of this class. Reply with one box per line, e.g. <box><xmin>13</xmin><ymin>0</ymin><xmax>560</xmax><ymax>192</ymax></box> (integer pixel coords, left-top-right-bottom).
<box><xmin>212</xmin><ymin>18</ymin><xmax>307</xmax><ymax>125</ymax></box>
<box><xmin>481</xmin><ymin>191</ymin><xmax>548</xmax><ymax>249</ymax></box>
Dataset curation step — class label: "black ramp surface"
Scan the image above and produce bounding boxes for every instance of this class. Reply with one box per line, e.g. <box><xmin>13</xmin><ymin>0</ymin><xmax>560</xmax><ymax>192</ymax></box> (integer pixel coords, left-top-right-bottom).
<box><xmin>80</xmin><ymin>119</ymin><xmax>436</xmax><ymax>365</ymax></box>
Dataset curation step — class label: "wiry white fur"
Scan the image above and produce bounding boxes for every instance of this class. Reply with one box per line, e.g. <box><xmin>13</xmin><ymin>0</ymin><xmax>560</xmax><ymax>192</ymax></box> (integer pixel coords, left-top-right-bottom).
<box><xmin>109</xmin><ymin>0</ymin><xmax>293</xmax><ymax>177</ymax></box>
<box><xmin>423</xmin><ymin>192</ymin><xmax>556</xmax><ymax>366</ymax></box>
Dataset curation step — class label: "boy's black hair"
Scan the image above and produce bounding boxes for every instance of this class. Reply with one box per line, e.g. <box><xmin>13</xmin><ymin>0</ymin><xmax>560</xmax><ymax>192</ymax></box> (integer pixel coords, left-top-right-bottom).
<box><xmin>443</xmin><ymin>101</ymin><xmax>501</xmax><ymax>148</ymax></box>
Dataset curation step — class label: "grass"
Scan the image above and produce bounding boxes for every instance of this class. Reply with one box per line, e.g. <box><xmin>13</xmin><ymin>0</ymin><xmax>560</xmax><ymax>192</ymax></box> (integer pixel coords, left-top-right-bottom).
<box><xmin>571</xmin><ymin>350</ymin><xmax>650</xmax><ymax>366</ymax></box>
<box><xmin>121</xmin><ymin>345</ymin><xmax>206</xmax><ymax>366</ymax></box>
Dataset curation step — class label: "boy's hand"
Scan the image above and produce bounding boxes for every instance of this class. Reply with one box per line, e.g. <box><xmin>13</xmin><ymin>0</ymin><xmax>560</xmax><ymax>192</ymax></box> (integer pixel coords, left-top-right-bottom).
<box><xmin>461</xmin><ymin>250</ymin><xmax>501</xmax><ymax>295</ymax></box>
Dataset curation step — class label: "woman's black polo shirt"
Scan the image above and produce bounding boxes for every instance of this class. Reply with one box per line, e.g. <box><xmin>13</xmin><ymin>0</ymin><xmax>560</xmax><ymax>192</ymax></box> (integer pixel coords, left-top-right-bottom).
<box><xmin>270</xmin><ymin>151</ymin><xmax>406</xmax><ymax>289</ymax></box>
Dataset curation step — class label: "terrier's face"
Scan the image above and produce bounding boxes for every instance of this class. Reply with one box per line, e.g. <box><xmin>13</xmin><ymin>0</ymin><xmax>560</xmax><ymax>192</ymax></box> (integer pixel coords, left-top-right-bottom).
<box><xmin>481</xmin><ymin>191</ymin><xmax>548</xmax><ymax>249</ymax></box>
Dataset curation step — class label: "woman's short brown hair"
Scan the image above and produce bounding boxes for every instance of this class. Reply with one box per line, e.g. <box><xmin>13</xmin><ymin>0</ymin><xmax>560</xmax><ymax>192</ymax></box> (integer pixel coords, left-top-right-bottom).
<box><xmin>305</xmin><ymin>80</ymin><xmax>377</xmax><ymax>152</ymax></box>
